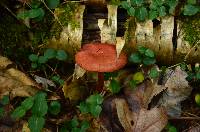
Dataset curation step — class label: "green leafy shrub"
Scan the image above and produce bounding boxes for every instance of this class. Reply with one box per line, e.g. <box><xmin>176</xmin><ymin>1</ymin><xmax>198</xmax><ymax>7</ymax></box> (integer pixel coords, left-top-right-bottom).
<box><xmin>78</xmin><ymin>94</ymin><xmax>103</xmax><ymax>118</ymax></box>
<box><xmin>29</xmin><ymin>48</ymin><xmax>68</xmax><ymax>69</ymax></box>
<box><xmin>11</xmin><ymin>92</ymin><xmax>61</xmax><ymax>132</ymax></box>
<box><xmin>129</xmin><ymin>46</ymin><xmax>156</xmax><ymax>65</ymax></box>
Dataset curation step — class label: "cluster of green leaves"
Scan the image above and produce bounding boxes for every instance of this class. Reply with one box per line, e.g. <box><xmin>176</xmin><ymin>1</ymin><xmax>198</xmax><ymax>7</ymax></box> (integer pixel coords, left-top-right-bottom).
<box><xmin>121</xmin><ymin>0</ymin><xmax>200</xmax><ymax>21</ymax></box>
<box><xmin>185</xmin><ymin>64</ymin><xmax>200</xmax><ymax>82</ymax></box>
<box><xmin>165</xmin><ymin>123</ymin><xmax>177</xmax><ymax>132</ymax></box>
<box><xmin>78</xmin><ymin>94</ymin><xmax>103</xmax><ymax>118</ymax></box>
<box><xmin>129</xmin><ymin>46</ymin><xmax>156</xmax><ymax>65</ymax></box>
<box><xmin>121</xmin><ymin>0</ymin><xmax>178</xmax><ymax>21</ymax></box>
<box><xmin>11</xmin><ymin>92</ymin><xmax>61</xmax><ymax>132</ymax></box>
<box><xmin>17</xmin><ymin>0</ymin><xmax>60</xmax><ymax>21</ymax></box>
<box><xmin>183</xmin><ymin>0</ymin><xmax>200</xmax><ymax>16</ymax></box>
<box><xmin>0</xmin><ymin>95</ymin><xmax>10</xmax><ymax>118</ymax></box>
<box><xmin>60</xmin><ymin>117</ymin><xmax>90</xmax><ymax>132</ymax></box>
<box><xmin>51</xmin><ymin>75</ymin><xmax>65</xmax><ymax>86</ymax></box>
<box><xmin>29</xmin><ymin>48</ymin><xmax>68</xmax><ymax>69</ymax></box>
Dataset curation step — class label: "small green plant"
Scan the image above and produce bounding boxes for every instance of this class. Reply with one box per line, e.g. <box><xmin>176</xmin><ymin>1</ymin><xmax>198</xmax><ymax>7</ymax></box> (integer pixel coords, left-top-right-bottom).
<box><xmin>0</xmin><ymin>95</ymin><xmax>10</xmax><ymax>118</ymax></box>
<box><xmin>11</xmin><ymin>92</ymin><xmax>61</xmax><ymax>132</ymax></box>
<box><xmin>78</xmin><ymin>94</ymin><xmax>104</xmax><ymax>118</ymax></box>
<box><xmin>51</xmin><ymin>75</ymin><xmax>65</xmax><ymax>86</ymax></box>
<box><xmin>183</xmin><ymin>0</ymin><xmax>200</xmax><ymax>16</ymax></box>
<box><xmin>121</xmin><ymin>0</ymin><xmax>199</xmax><ymax>21</ymax></box>
<box><xmin>29</xmin><ymin>48</ymin><xmax>68</xmax><ymax>69</ymax></box>
<box><xmin>129</xmin><ymin>46</ymin><xmax>156</xmax><ymax>66</ymax></box>
<box><xmin>165</xmin><ymin>123</ymin><xmax>177</xmax><ymax>132</ymax></box>
<box><xmin>17</xmin><ymin>0</ymin><xmax>60</xmax><ymax>21</ymax></box>
<box><xmin>60</xmin><ymin>117</ymin><xmax>90</xmax><ymax>132</ymax></box>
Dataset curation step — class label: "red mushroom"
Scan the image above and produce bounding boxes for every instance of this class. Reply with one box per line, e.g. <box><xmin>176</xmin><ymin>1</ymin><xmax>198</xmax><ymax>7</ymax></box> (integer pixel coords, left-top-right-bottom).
<box><xmin>75</xmin><ymin>43</ymin><xmax>127</xmax><ymax>92</ymax></box>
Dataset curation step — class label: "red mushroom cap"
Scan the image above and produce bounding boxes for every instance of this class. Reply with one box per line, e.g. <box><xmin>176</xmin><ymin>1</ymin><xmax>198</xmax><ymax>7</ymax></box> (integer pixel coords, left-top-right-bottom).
<box><xmin>75</xmin><ymin>43</ymin><xmax>127</xmax><ymax>72</ymax></box>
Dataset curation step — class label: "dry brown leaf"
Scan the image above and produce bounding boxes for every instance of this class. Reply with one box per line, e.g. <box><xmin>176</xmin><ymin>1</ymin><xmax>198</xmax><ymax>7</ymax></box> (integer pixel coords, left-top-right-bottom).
<box><xmin>73</xmin><ymin>64</ymin><xmax>86</xmax><ymax>80</ymax></box>
<box><xmin>0</xmin><ymin>56</ymin><xmax>12</xmax><ymax>69</ymax></box>
<box><xmin>157</xmin><ymin>66</ymin><xmax>192</xmax><ymax>117</ymax></box>
<box><xmin>5</xmin><ymin>68</ymin><xmax>38</xmax><ymax>87</ymax></box>
<box><xmin>62</xmin><ymin>79</ymin><xmax>88</xmax><ymax>103</ymax></box>
<box><xmin>34</xmin><ymin>75</ymin><xmax>56</xmax><ymax>88</ymax></box>
<box><xmin>115</xmin><ymin>99</ymin><xmax>168</xmax><ymax>132</ymax></box>
<box><xmin>0</xmin><ymin>57</ymin><xmax>40</xmax><ymax>99</ymax></box>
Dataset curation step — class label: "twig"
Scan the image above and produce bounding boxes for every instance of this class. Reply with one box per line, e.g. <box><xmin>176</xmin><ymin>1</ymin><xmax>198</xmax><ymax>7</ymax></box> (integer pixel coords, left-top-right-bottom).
<box><xmin>184</xmin><ymin>40</ymin><xmax>200</xmax><ymax>61</ymax></box>
<box><xmin>40</xmin><ymin>0</ymin><xmax>64</xmax><ymax>28</ymax></box>
<box><xmin>169</xmin><ymin>117</ymin><xmax>200</xmax><ymax>120</ymax></box>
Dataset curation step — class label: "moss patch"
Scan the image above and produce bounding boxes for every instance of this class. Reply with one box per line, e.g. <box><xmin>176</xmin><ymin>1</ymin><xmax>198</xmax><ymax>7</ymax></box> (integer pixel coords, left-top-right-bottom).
<box><xmin>180</xmin><ymin>14</ymin><xmax>200</xmax><ymax>46</ymax></box>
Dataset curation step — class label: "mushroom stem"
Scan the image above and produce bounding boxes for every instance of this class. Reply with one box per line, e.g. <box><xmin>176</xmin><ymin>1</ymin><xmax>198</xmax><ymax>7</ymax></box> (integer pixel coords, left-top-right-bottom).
<box><xmin>97</xmin><ymin>72</ymin><xmax>104</xmax><ymax>92</ymax></box>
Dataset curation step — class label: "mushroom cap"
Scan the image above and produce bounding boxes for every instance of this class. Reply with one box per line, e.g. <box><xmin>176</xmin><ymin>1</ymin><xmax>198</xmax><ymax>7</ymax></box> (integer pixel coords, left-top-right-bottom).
<box><xmin>75</xmin><ymin>43</ymin><xmax>127</xmax><ymax>72</ymax></box>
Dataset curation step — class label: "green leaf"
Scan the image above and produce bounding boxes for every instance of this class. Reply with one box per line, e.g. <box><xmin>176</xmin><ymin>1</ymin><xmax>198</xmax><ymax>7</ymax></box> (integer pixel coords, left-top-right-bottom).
<box><xmin>149</xmin><ymin>67</ymin><xmax>159</xmax><ymax>78</ymax></box>
<box><xmin>143</xmin><ymin>57</ymin><xmax>156</xmax><ymax>65</ymax></box>
<box><xmin>145</xmin><ymin>49</ymin><xmax>155</xmax><ymax>58</ymax></box>
<box><xmin>56</xmin><ymin>50</ymin><xmax>68</xmax><ymax>61</ymax></box>
<box><xmin>21</xmin><ymin>97</ymin><xmax>34</xmax><ymax>110</ymax></box>
<box><xmin>131</xmin><ymin>0</ymin><xmax>144</xmax><ymax>6</ymax></box>
<box><xmin>1</xmin><ymin>95</ymin><xmax>9</xmax><ymax>105</ymax></box>
<box><xmin>49</xmin><ymin>101</ymin><xmax>61</xmax><ymax>115</ymax></box>
<box><xmin>127</xmin><ymin>7</ymin><xmax>135</xmax><ymax>16</ymax></box>
<box><xmin>33</xmin><ymin>8</ymin><xmax>45</xmax><ymax>21</ymax></box>
<box><xmin>138</xmin><ymin>46</ymin><xmax>147</xmax><ymax>54</ymax></box>
<box><xmin>31</xmin><ymin>1</ymin><xmax>41</xmax><ymax>8</ymax></box>
<box><xmin>135</xmin><ymin>7</ymin><xmax>148</xmax><ymax>21</ymax></box>
<box><xmin>17</xmin><ymin>8</ymin><xmax>44</xmax><ymax>19</ymax></box>
<box><xmin>196</xmin><ymin>71</ymin><xmax>200</xmax><ymax>80</ymax></box>
<box><xmin>31</xmin><ymin>63</ymin><xmax>38</xmax><ymax>69</ymax></box>
<box><xmin>78</xmin><ymin>102</ymin><xmax>89</xmax><ymax>114</ymax></box>
<box><xmin>11</xmin><ymin>106</ymin><xmax>26</xmax><ymax>119</ymax></box>
<box><xmin>0</xmin><ymin>108</ymin><xmax>4</xmax><ymax>118</ymax></box>
<box><xmin>52</xmin><ymin>75</ymin><xmax>60</xmax><ymax>82</ymax></box>
<box><xmin>129</xmin><ymin>80</ymin><xmax>137</xmax><ymax>89</ymax></box>
<box><xmin>129</xmin><ymin>52</ymin><xmax>142</xmax><ymax>63</ymax></box>
<box><xmin>165</xmin><ymin>0</ymin><xmax>178</xmax><ymax>14</ymax></box>
<box><xmin>86</xmin><ymin>94</ymin><xmax>103</xmax><ymax>105</ymax></box>
<box><xmin>121</xmin><ymin>1</ymin><xmax>131</xmax><ymax>10</ymax></box>
<box><xmin>159</xmin><ymin>6</ymin><xmax>166</xmax><ymax>17</ymax></box>
<box><xmin>29</xmin><ymin>54</ymin><xmax>38</xmax><ymax>62</ymax></box>
<box><xmin>89</xmin><ymin>104</ymin><xmax>102</xmax><ymax>117</ymax></box>
<box><xmin>44</xmin><ymin>48</ymin><xmax>57</xmax><ymax>59</ymax></box>
<box><xmin>104</xmin><ymin>72</ymin><xmax>118</xmax><ymax>80</ymax></box>
<box><xmin>133</xmin><ymin>72</ymin><xmax>144</xmax><ymax>84</ymax></box>
<box><xmin>70</xmin><ymin>117</ymin><xmax>79</xmax><ymax>128</ymax></box>
<box><xmin>28</xmin><ymin>116</ymin><xmax>45</xmax><ymax>132</ymax></box>
<box><xmin>80</xmin><ymin>120</ymin><xmax>90</xmax><ymax>131</ymax></box>
<box><xmin>149</xmin><ymin>10</ymin><xmax>158</xmax><ymax>20</ymax></box>
<box><xmin>187</xmin><ymin>0</ymin><xmax>196</xmax><ymax>4</ymax></box>
<box><xmin>183</xmin><ymin>4</ymin><xmax>199</xmax><ymax>16</ymax></box>
<box><xmin>150</xmin><ymin>0</ymin><xmax>163</xmax><ymax>9</ymax></box>
<box><xmin>109</xmin><ymin>79</ymin><xmax>121</xmax><ymax>94</ymax></box>
<box><xmin>32</xmin><ymin>92</ymin><xmax>48</xmax><ymax>116</ymax></box>
<box><xmin>38</xmin><ymin>56</ymin><xmax>48</xmax><ymax>64</ymax></box>
<box><xmin>58</xmin><ymin>79</ymin><xmax>65</xmax><ymax>85</ymax></box>
<box><xmin>195</xmin><ymin>93</ymin><xmax>200</xmax><ymax>106</ymax></box>
<box><xmin>46</xmin><ymin>0</ymin><xmax>60</xmax><ymax>9</ymax></box>
<box><xmin>72</xmin><ymin>128</ymin><xmax>81</xmax><ymax>132</ymax></box>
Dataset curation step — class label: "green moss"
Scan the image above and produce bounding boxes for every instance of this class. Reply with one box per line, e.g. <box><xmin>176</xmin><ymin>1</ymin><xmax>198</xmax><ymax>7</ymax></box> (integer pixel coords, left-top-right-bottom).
<box><xmin>181</xmin><ymin>14</ymin><xmax>200</xmax><ymax>46</ymax></box>
<box><xmin>49</xmin><ymin>3</ymin><xmax>80</xmax><ymax>39</ymax></box>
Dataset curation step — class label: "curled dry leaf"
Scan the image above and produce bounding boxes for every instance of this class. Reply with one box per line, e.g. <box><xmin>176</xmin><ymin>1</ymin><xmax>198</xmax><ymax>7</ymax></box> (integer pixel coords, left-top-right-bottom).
<box><xmin>62</xmin><ymin>79</ymin><xmax>88</xmax><ymax>104</ymax></box>
<box><xmin>73</xmin><ymin>64</ymin><xmax>86</xmax><ymax>80</ymax></box>
<box><xmin>0</xmin><ymin>56</ymin><xmax>40</xmax><ymax>99</ymax></box>
<box><xmin>157</xmin><ymin>66</ymin><xmax>192</xmax><ymax>117</ymax></box>
<box><xmin>0</xmin><ymin>56</ymin><xmax>12</xmax><ymax>69</ymax></box>
<box><xmin>115</xmin><ymin>99</ymin><xmax>167</xmax><ymax>132</ymax></box>
<box><xmin>34</xmin><ymin>75</ymin><xmax>56</xmax><ymax>89</ymax></box>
